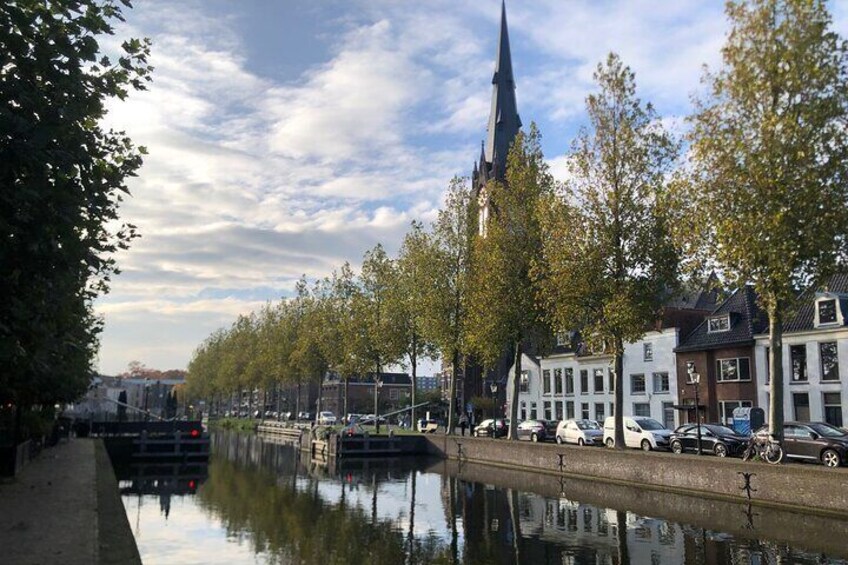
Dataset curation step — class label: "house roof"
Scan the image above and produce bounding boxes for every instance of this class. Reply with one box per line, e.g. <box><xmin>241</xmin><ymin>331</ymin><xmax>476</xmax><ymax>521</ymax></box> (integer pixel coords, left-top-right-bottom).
<box><xmin>783</xmin><ymin>273</ymin><xmax>848</xmax><ymax>333</ymax></box>
<box><xmin>327</xmin><ymin>372</ymin><xmax>412</xmax><ymax>386</ymax></box>
<box><xmin>675</xmin><ymin>285</ymin><xmax>768</xmax><ymax>353</ymax></box>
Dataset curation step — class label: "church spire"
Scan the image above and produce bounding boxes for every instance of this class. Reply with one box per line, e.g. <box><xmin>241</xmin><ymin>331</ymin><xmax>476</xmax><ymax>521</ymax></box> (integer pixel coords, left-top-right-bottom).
<box><xmin>484</xmin><ymin>0</ymin><xmax>521</xmax><ymax>174</ymax></box>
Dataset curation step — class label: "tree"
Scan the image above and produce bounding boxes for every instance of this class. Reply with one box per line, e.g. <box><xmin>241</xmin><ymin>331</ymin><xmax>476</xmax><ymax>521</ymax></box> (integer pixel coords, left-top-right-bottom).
<box><xmin>0</xmin><ymin>1</ymin><xmax>151</xmax><ymax>408</ymax></box>
<box><xmin>421</xmin><ymin>177</ymin><xmax>476</xmax><ymax>434</ymax></box>
<box><xmin>390</xmin><ymin>222</ymin><xmax>438</xmax><ymax>427</ymax></box>
<box><xmin>468</xmin><ymin>124</ymin><xmax>555</xmax><ymax>440</ymax></box>
<box><xmin>683</xmin><ymin>0</ymin><xmax>848</xmax><ymax>440</ymax></box>
<box><xmin>533</xmin><ymin>54</ymin><xmax>679</xmax><ymax>448</ymax></box>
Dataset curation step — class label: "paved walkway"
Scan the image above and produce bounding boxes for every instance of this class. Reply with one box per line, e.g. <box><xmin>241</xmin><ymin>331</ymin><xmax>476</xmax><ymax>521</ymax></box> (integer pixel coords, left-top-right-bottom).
<box><xmin>0</xmin><ymin>440</ymin><xmax>99</xmax><ymax>565</ymax></box>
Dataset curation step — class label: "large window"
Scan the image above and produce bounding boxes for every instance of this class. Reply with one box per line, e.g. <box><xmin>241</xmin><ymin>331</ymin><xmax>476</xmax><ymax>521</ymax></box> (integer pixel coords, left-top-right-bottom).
<box><xmin>554</xmin><ymin>368</ymin><xmax>564</xmax><ymax>394</ymax></box>
<box><xmin>643</xmin><ymin>343</ymin><xmax>653</xmax><ymax>362</ymax></box>
<box><xmin>543</xmin><ymin>369</ymin><xmax>552</xmax><ymax>395</ymax></box>
<box><xmin>791</xmin><ymin>345</ymin><xmax>807</xmax><ymax>382</ymax></box>
<box><xmin>565</xmin><ymin>369</ymin><xmax>574</xmax><ymax>395</ymax></box>
<box><xmin>708</xmin><ymin>314</ymin><xmax>730</xmax><ymax>333</ymax></box>
<box><xmin>662</xmin><ymin>402</ymin><xmax>675</xmax><ymax>429</ymax></box>
<box><xmin>581</xmin><ymin>402</ymin><xmax>590</xmax><ymax>420</ymax></box>
<box><xmin>652</xmin><ymin>372</ymin><xmax>670</xmax><ymax>394</ymax></box>
<box><xmin>594</xmin><ymin>369</ymin><xmax>605</xmax><ymax>393</ymax></box>
<box><xmin>520</xmin><ymin>402</ymin><xmax>527</xmax><ymax>421</ymax></box>
<box><xmin>818</xmin><ymin>299</ymin><xmax>838</xmax><ymax>324</ymax></box>
<box><xmin>566</xmin><ymin>401</ymin><xmax>575</xmax><ymax>420</ymax></box>
<box><xmin>719</xmin><ymin>400</ymin><xmax>752</xmax><ymax>426</ymax></box>
<box><xmin>820</xmin><ymin>342</ymin><xmax>840</xmax><ymax>381</ymax></box>
<box><xmin>633</xmin><ymin>403</ymin><xmax>651</xmax><ymax>417</ymax></box>
<box><xmin>530</xmin><ymin>401</ymin><xmax>538</xmax><ymax>420</ymax></box>
<box><xmin>716</xmin><ymin>358</ymin><xmax>751</xmax><ymax>382</ymax></box>
<box><xmin>580</xmin><ymin>370</ymin><xmax>589</xmax><ymax>395</ymax></box>
<box><xmin>608</xmin><ymin>369</ymin><xmax>615</xmax><ymax>394</ymax></box>
<box><xmin>519</xmin><ymin>371</ymin><xmax>530</xmax><ymax>392</ymax></box>
<box><xmin>764</xmin><ymin>346</ymin><xmax>770</xmax><ymax>384</ymax></box>
<box><xmin>630</xmin><ymin>374</ymin><xmax>646</xmax><ymax>395</ymax></box>
<box><xmin>595</xmin><ymin>403</ymin><xmax>605</xmax><ymax>422</ymax></box>
<box><xmin>793</xmin><ymin>393</ymin><xmax>810</xmax><ymax>421</ymax></box>
<box><xmin>555</xmin><ymin>402</ymin><xmax>564</xmax><ymax>421</ymax></box>
<box><xmin>824</xmin><ymin>392</ymin><xmax>843</xmax><ymax>427</ymax></box>
<box><xmin>543</xmin><ymin>401</ymin><xmax>552</xmax><ymax>421</ymax></box>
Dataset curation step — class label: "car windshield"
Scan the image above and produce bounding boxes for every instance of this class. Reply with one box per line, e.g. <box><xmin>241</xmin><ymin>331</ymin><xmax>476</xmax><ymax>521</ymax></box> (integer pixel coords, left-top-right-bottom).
<box><xmin>704</xmin><ymin>425</ymin><xmax>736</xmax><ymax>436</ymax></box>
<box><xmin>636</xmin><ymin>419</ymin><xmax>666</xmax><ymax>431</ymax></box>
<box><xmin>809</xmin><ymin>423</ymin><xmax>847</xmax><ymax>438</ymax></box>
<box><xmin>576</xmin><ymin>420</ymin><xmax>600</xmax><ymax>430</ymax></box>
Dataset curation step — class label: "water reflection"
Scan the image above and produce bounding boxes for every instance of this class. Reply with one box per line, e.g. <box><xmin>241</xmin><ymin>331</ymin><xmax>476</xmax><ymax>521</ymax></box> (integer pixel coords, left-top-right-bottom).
<box><xmin>121</xmin><ymin>431</ymin><xmax>848</xmax><ymax>565</ymax></box>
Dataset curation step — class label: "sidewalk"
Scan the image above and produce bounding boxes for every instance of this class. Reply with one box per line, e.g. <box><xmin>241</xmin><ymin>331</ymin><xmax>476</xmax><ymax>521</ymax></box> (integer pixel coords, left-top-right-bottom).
<box><xmin>0</xmin><ymin>440</ymin><xmax>100</xmax><ymax>565</ymax></box>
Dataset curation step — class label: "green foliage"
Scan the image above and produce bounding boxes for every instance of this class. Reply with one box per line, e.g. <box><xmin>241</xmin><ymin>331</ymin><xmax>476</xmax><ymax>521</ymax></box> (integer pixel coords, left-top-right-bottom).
<box><xmin>0</xmin><ymin>0</ymin><xmax>151</xmax><ymax>406</ymax></box>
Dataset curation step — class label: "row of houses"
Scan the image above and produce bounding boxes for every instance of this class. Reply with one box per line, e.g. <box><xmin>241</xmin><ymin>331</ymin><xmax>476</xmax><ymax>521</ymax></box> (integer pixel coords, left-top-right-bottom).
<box><xmin>506</xmin><ymin>274</ymin><xmax>848</xmax><ymax>430</ymax></box>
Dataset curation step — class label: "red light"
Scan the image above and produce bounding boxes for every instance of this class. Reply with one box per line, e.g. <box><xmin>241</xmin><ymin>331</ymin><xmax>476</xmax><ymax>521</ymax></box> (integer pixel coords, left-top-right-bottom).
<box><xmin>188</xmin><ymin>480</ymin><xmax>196</xmax><ymax>489</ymax></box>
<box><xmin>190</xmin><ymin>429</ymin><xmax>200</xmax><ymax>438</ymax></box>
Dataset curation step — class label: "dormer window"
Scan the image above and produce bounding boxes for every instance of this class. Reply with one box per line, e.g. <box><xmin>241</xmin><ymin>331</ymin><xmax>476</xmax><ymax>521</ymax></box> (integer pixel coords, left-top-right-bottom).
<box><xmin>814</xmin><ymin>293</ymin><xmax>844</xmax><ymax>328</ymax></box>
<box><xmin>708</xmin><ymin>314</ymin><xmax>730</xmax><ymax>333</ymax></box>
<box><xmin>818</xmin><ymin>299</ymin><xmax>837</xmax><ymax>324</ymax></box>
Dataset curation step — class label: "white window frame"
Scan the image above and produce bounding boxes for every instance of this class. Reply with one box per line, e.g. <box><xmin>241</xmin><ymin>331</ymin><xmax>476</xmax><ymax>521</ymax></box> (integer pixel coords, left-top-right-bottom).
<box><xmin>542</xmin><ymin>369</ymin><xmax>552</xmax><ymax>395</ymax></box>
<box><xmin>630</xmin><ymin>373</ymin><xmax>646</xmax><ymax>395</ymax></box>
<box><xmin>820</xmin><ymin>341</ymin><xmax>840</xmax><ymax>382</ymax></box>
<box><xmin>719</xmin><ymin>400</ymin><xmax>752</xmax><ymax>426</ymax></box>
<box><xmin>519</xmin><ymin>370</ymin><xmax>530</xmax><ymax>393</ymax></box>
<box><xmin>652</xmin><ymin>372</ymin><xmax>670</xmax><ymax>394</ymax></box>
<box><xmin>633</xmin><ymin>403</ymin><xmax>651</xmax><ymax>418</ymax></box>
<box><xmin>716</xmin><ymin>357</ymin><xmax>751</xmax><ymax>382</ymax></box>
<box><xmin>816</xmin><ymin>298</ymin><xmax>839</xmax><ymax>326</ymax></box>
<box><xmin>643</xmin><ymin>342</ymin><xmax>653</xmax><ymax>362</ymax></box>
<box><xmin>707</xmin><ymin>314</ymin><xmax>731</xmax><ymax>333</ymax></box>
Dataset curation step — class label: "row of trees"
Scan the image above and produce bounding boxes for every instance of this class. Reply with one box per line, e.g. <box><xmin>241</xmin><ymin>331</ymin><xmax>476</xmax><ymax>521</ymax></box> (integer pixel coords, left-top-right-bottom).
<box><xmin>188</xmin><ymin>0</ymin><xmax>848</xmax><ymax>443</ymax></box>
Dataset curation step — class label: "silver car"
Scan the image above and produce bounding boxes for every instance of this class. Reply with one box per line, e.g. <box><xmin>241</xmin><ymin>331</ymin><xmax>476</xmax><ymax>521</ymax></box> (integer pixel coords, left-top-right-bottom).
<box><xmin>556</xmin><ymin>419</ymin><xmax>604</xmax><ymax>446</ymax></box>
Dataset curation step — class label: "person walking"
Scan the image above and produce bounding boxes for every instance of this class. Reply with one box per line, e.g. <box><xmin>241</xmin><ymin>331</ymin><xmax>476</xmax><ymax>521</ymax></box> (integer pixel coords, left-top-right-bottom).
<box><xmin>459</xmin><ymin>413</ymin><xmax>468</xmax><ymax>436</ymax></box>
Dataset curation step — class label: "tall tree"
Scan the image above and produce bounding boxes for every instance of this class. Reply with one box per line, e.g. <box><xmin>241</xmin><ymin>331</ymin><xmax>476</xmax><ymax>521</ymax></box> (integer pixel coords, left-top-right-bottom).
<box><xmin>469</xmin><ymin>124</ymin><xmax>555</xmax><ymax>440</ymax></box>
<box><xmin>0</xmin><ymin>0</ymin><xmax>151</xmax><ymax>408</ymax></box>
<box><xmin>684</xmin><ymin>0</ymin><xmax>848</xmax><ymax>440</ymax></box>
<box><xmin>421</xmin><ymin>178</ymin><xmax>475</xmax><ymax>434</ymax></box>
<box><xmin>533</xmin><ymin>54</ymin><xmax>679</xmax><ymax>448</ymax></box>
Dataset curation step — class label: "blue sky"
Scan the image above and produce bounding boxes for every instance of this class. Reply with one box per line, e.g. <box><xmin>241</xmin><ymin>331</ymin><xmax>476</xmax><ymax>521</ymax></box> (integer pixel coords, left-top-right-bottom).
<box><xmin>95</xmin><ymin>0</ymin><xmax>848</xmax><ymax>375</ymax></box>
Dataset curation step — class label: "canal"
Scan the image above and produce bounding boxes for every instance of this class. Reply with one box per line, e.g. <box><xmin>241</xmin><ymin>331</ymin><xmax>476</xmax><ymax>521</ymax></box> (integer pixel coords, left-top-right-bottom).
<box><xmin>120</xmin><ymin>431</ymin><xmax>848</xmax><ymax>564</ymax></box>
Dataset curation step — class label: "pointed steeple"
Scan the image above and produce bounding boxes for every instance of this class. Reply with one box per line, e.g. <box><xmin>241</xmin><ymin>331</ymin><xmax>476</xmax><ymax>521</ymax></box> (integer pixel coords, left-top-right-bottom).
<box><xmin>484</xmin><ymin>0</ymin><xmax>521</xmax><ymax>173</ymax></box>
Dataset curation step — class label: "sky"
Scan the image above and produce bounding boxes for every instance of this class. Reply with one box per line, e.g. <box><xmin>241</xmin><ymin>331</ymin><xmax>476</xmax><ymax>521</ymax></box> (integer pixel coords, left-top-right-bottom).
<box><xmin>95</xmin><ymin>0</ymin><xmax>848</xmax><ymax>376</ymax></box>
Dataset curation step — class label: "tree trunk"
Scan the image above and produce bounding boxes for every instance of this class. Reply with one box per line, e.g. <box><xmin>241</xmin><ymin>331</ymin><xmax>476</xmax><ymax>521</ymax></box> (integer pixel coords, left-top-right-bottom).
<box><xmin>316</xmin><ymin>372</ymin><xmax>324</xmax><ymax>425</ymax></box>
<box><xmin>768</xmin><ymin>307</ymin><xmax>785</xmax><ymax>442</ymax></box>
<box><xmin>410</xmin><ymin>337</ymin><xmax>418</xmax><ymax>431</ymax></box>
<box><xmin>447</xmin><ymin>350</ymin><xmax>459</xmax><ymax>435</ymax></box>
<box><xmin>508</xmin><ymin>342</ymin><xmax>522</xmax><ymax>440</ymax></box>
<box><xmin>295</xmin><ymin>382</ymin><xmax>301</xmax><ymax>418</ymax></box>
<box><xmin>343</xmin><ymin>377</ymin><xmax>349</xmax><ymax>421</ymax></box>
<box><xmin>613</xmin><ymin>344</ymin><xmax>625</xmax><ymax>450</ymax></box>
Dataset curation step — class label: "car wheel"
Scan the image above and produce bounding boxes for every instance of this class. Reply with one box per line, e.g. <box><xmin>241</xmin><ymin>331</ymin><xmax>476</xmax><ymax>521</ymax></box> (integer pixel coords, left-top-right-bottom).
<box><xmin>531</xmin><ymin>432</ymin><xmax>538</xmax><ymax>443</ymax></box>
<box><xmin>605</xmin><ymin>438</ymin><xmax>614</xmax><ymax>448</ymax></box>
<box><xmin>714</xmin><ymin>443</ymin><xmax>728</xmax><ymax>458</ymax></box>
<box><xmin>822</xmin><ymin>448</ymin><xmax>841</xmax><ymax>468</ymax></box>
<box><xmin>556</xmin><ymin>435</ymin><xmax>563</xmax><ymax>445</ymax></box>
<box><xmin>641</xmin><ymin>439</ymin><xmax>652</xmax><ymax>452</ymax></box>
<box><xmin>577</xmin><ymin>438</ymin><xmax>584</xmax><ymax>446</ymax></box>
<box><xmin>671</xmin><ymin>440</ymin><xmax>683</xmax><ymax>455</ymax></box>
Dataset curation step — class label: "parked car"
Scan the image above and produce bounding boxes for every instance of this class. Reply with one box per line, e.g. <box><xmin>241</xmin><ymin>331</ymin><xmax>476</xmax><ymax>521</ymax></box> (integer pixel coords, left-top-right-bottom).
<box><xmin>516</xmin><ymin>419</ymin><xmax>557</xmax><ymax>442</ymax></box>
<box><xmin>603</xmin><ymin>416</ymin><xmax>671</xmax><ymax>451</ymax></box>
<box><xmin>345</xmin><ymin>413</ymin><xmax>364</xmax><ymax>425</ymax></box>
<box><xmin>317</xmin><ymin>411</ymin><xmax>337</xmax><ymax>425</ymax></box>
<box><xmin>556</xmin><ymin>419</ymin><xmax>603</xmax><ymax>446</ymax></box>
<box><xmin>670</xmin><ymin>423</ymin><xmax>748</xmax><ymax>457</ymax></box>
<box><xmin>297</xmin><ymin>411</ymin><xmax>313</xmax><ymax>421</ymax></box>
<box><xmin>359</xmin><ymin>414</ymin><xmax>388</xmax><ymax>426</ymax></box>
<box><xmin>474</xmin><ymin>418</ymin><xmax>508</xmax><ymax>438</ymax></box>
<box><xmin>418</xmin><ymin>419</ymin><xmax>441</xmax><ymax>433</ymax></box>
<box><xmin>754</xmin><ymin>422</ymin><xmax>848</xmax><ymax>467</ymax></box>
<box><xmin>340</xmin><ymin>423</ymin><xmax>367</xmax><ymax>437</ymax></box>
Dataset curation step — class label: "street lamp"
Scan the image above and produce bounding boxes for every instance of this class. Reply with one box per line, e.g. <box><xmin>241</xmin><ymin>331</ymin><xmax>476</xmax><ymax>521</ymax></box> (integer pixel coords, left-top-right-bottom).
<box><xmin>374</xmin><ymin>377</ymin><xmax>383</xmax><ymax>433</ymax></box>
<box><xmin>687</xmin><ymin>361</ymin><xmax>702</xmax><ymax>455</ymax></box>
<box><xmin>490</xmin><ymin>382</ymin><xmax>498</xmax><ymax>419</ymax></box>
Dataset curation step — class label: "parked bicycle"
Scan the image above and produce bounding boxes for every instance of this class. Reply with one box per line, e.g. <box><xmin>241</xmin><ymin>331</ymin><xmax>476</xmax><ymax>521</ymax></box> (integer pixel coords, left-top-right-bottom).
<box><xmin>741</xmin><ymin>433</ymin><xmax>784</xmax><ymax>464</ymax></box>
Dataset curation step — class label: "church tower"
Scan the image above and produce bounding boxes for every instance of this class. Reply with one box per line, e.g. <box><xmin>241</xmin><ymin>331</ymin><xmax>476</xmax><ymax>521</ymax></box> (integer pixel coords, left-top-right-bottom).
<box><xmin>473</xmin><ymin>1</ymin><xmax>522</xmax><ymax>235</ymax></box>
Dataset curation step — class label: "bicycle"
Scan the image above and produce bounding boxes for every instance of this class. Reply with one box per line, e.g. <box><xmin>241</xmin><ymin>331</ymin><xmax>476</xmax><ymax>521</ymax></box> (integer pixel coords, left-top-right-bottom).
<box><xmin>741</xmin><ymin>433</ymin><xmax>784</xmax><ymax>464</ymax></box>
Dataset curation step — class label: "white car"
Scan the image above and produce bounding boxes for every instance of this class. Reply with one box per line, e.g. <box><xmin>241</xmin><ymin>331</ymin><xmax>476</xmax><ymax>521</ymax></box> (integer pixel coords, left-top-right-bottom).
<box><xmin>317</xmin><ymin>411</ymin><xmax>337</xmax><ymax>425</ymax></box>
<box><xmin>603</xmin><ymin>416</ymin><xmax>671</xmax><ymax>451</ymax></box>
<box><xmin>556</xmin><ymin>419</ymin><xmax>604</xmax><ymax>446</ymax></box>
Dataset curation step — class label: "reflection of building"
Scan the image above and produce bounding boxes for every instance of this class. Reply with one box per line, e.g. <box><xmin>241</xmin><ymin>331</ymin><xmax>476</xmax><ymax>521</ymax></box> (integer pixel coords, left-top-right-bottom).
<box><xmin>72</xmin><ymin>375</ymin><xmax>185</xmax><ymax>419</ymax></box>
<box><xmin>321</xmin><ymin>372</ymin><xmax>411</xmax><ymax>416</ymax></box>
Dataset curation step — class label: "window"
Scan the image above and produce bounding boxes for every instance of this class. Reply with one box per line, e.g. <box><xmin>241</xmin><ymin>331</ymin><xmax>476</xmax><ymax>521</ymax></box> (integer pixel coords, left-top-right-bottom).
<box><xmin>519</xmin><ymin>370</ymin><xmax>530</xmax><ymax>392</ymax></box>
<box><xmin>662</xmin><ymin>402</ymin><xmax>675</xmax><ymax>429</ymax></box>
<box><xmin>594</xmin><ymin>369</ymin><xmax>604</xmax><ymax>393</ymax></box>
<box><xmin>764</xmin><ymin>346</ymin><xmax>770</xmax><ymax>385</ymax></box>
<box><xmin>791</xmin><ymin>345</ymin><xmax>807</xmax><ymax>382</ymax></box>
<box><xmin>716</xmin><ymin>358</ymin><xmax>751</xmax><ymax>382</ymax></box>
<box><xmin>565</xmin><ymin>369</ymin><xmax>574</xmax><ymax>395</ymax></box>
<box><xmin>520</xmin><ymin>401</ymin><xmax>527</xmax><ymax>421</ymax></box>
<box><xmin>581</xmin><ymin>402</ymin><xmax>590</xmax><ymax>420</ymax></box>
<box><xmin>643</xmin><ymin>343</ymin><xmax>653</xmax><ymax>362</ymax></box>
<box><xmin>633</xmin><ymin>403</ymin><xmax>651</xmax><ymax>417</ymax></box>
<box><xmin>630</xmin><ymin>374</ymin><xmax>646</xmax><ymax>395</ymax></box>
<box><xmin>824</xmin><ymin>392</ymin><xmax>843</xmax><ymax>427</ymax></box>
<box><xmin>818</xmin><ymin>299</ymin><xmax>838</xmax><ymax>324</ymax></box>
<box><xmin>543</xmin><ymin>370</ymin><xmax>551</xmax><ymax>395</ymax></box>
<box><xmin>707</xmin><ymin>314</ymin><xmax>730</xmax><ymax>333</ymax></box>
<box><xmin>566</xmin><ymin>401</ymin><xmax>575</xmax><ymax>420</ymax></box>
<box><xmin>652</xmin><ymin>372</ymin><xmax>670</xmax><ymax>394</ymax></box>
<box><xmin>820</xmin><ymin>342</ymin><xmax>840</xmax><ymax>381</ymax></box>
<box><xmin>610</xmin><ymin>402</ymin><xmax>615</xmax><ymax>416</ymax></box>
<box><xmin>580</xmin><ymin>370</ymin><xmax>589</xmax><ymax>395</ymax></box>
<box><xmin>718</xmin><ymin>400</ymin><xmax>752</xmax><ymax>426</ymax></box>
<box><xmin>595</xmin><ymin>403</ymin><xmax>605</xmax><ymax>422</ymax></box>
<box><xmin>543</xmin><ymin>401</ymin><xmax>552</xmax><ymax>421</ymax></box>
<box><xmin>556</xmin><ymin>332</ymin><xmax>567</xmax><ymax>346</ymax></box>
<box><xmin>608</xmin><ymin>369</ymin><xmax>615</xmax><ymax>394</ymax></box>
<box><xmin>793</xmin><ymin>392</ymin><xmax>810</xmax><ymax>421</ymax></box>
<box><xmin>555</xmin><ymin>402</ymin><xmax>564</xmax><ymax>421</ymax></box>
<box><xmin>530</xmin><ymin>401</ymin><xmax>538</xmax><ymax>420</ymax></box>
<box><xmin>554</xmin><ymin>368</ymin><xmax>563</xmax><ymax>394</ymax></box>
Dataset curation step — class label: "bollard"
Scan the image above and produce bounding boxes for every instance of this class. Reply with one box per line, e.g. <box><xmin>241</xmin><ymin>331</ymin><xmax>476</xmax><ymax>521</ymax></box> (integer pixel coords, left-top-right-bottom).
<box><xmin>737</xmin><ymin>471</ymin><xmax>757</xmax><ymax>500</ymax></box>
<box><xmin>556</xmin><ymin>453</ymin><xmax>566</xmax><ymax>473</ymax></box>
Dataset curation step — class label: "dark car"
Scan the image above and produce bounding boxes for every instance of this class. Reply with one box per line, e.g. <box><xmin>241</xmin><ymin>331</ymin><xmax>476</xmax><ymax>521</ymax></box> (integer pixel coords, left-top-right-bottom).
<box><xmin>516</xmin><ymin>419</ymin><xmax>557</xmax><ymax>442</ymax></box>
<box><xmin>474</xmin><ymin>418</ymin><xmax>508</xmax><ymax>438</ymax></box>
<box><xmin>756</xmin><ymin>422</ymin><xmax>848</xmax><ymax>467</ymax></box>
<box><xmin>670</xmin><ymin>423</ymin><xmax>748</xmax><ymax>457</ymax></box>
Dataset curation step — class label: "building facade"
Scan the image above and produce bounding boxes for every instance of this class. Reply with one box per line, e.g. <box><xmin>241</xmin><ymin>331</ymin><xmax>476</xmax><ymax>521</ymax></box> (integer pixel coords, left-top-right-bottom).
<box><xmin>321</xmin><ymin>372</ymin><xmax>412</xmax><ymax>417</ymax></box>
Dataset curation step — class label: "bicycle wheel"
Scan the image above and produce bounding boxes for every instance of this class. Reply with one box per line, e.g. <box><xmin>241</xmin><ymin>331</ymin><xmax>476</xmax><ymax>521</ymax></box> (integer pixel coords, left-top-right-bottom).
<box><xmin>764</xmin><ymin>444</ymin><xmax>784</xmax><ymax>464</ymax></box>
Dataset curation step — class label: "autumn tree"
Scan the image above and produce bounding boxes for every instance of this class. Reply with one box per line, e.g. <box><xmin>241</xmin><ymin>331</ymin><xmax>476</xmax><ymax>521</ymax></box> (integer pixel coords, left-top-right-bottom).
<box><xmin>683</xmin><ymin>0</ymin><xmax>848</xmax><ymax>440</ymax></box>
<box><xmin>469</xmin><ymin>125</ymin><xmax>555</xmax><ymax>440</ymax></box>
<box><xmin>534</xmin><ymin>54</ymin><xmax>679</xmax><ymax>448</ymax></box>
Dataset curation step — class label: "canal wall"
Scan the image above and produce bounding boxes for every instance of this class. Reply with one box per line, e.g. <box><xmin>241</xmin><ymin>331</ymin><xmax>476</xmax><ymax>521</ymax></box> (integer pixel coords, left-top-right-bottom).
<box><xmin>94</xmin><ymin>440</ymin><xmax>142</xmax><ymax>565</ymax></box>
<box><xmin>422</xmin><ymin>435</ymin><xmax>848</xmax><ymax>518</ymax></box>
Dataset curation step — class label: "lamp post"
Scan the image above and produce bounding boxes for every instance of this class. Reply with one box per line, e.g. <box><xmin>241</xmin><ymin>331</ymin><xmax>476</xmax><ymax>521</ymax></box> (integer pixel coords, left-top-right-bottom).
<box><xmin>687</xmin><ymin>361</ymin><xmax>702</xmax><ymax>455</ymax></box>
<box><xmin>374</xmin><ymin>377</ymin><xmax>383</xmax><ymax>433</ymax></box>
<box><xmin>490</xmin><ymin>382</ymin><xmax>498</xmax><ymax>420</ymax></box>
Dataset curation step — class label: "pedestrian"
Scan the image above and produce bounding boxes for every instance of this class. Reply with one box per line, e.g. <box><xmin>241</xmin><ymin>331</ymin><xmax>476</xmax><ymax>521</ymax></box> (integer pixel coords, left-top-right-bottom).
<box><xmin>459</xmin><ymin>413</ymin><xmax>468</xmax><ymax>436</ymax></box>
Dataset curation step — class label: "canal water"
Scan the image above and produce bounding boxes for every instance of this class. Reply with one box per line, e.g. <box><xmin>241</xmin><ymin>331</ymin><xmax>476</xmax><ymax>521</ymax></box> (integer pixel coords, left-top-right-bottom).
<box><xmin>120</xmin><ymin>431</ymin><xmax>848</xmax><ymax>564</ymax></box>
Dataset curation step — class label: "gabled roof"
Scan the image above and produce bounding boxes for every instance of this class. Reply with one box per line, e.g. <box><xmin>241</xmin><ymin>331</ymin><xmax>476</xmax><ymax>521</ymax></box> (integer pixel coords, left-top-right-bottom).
<box><xmin>783</xmin><ymin>273</ymin><xmax>848</xmax><ymax>333</ymax></box>
<box><xmin>675</xmin><ymin>285</ymin><xmax>768</xmax><ymax>352</ymax></box>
